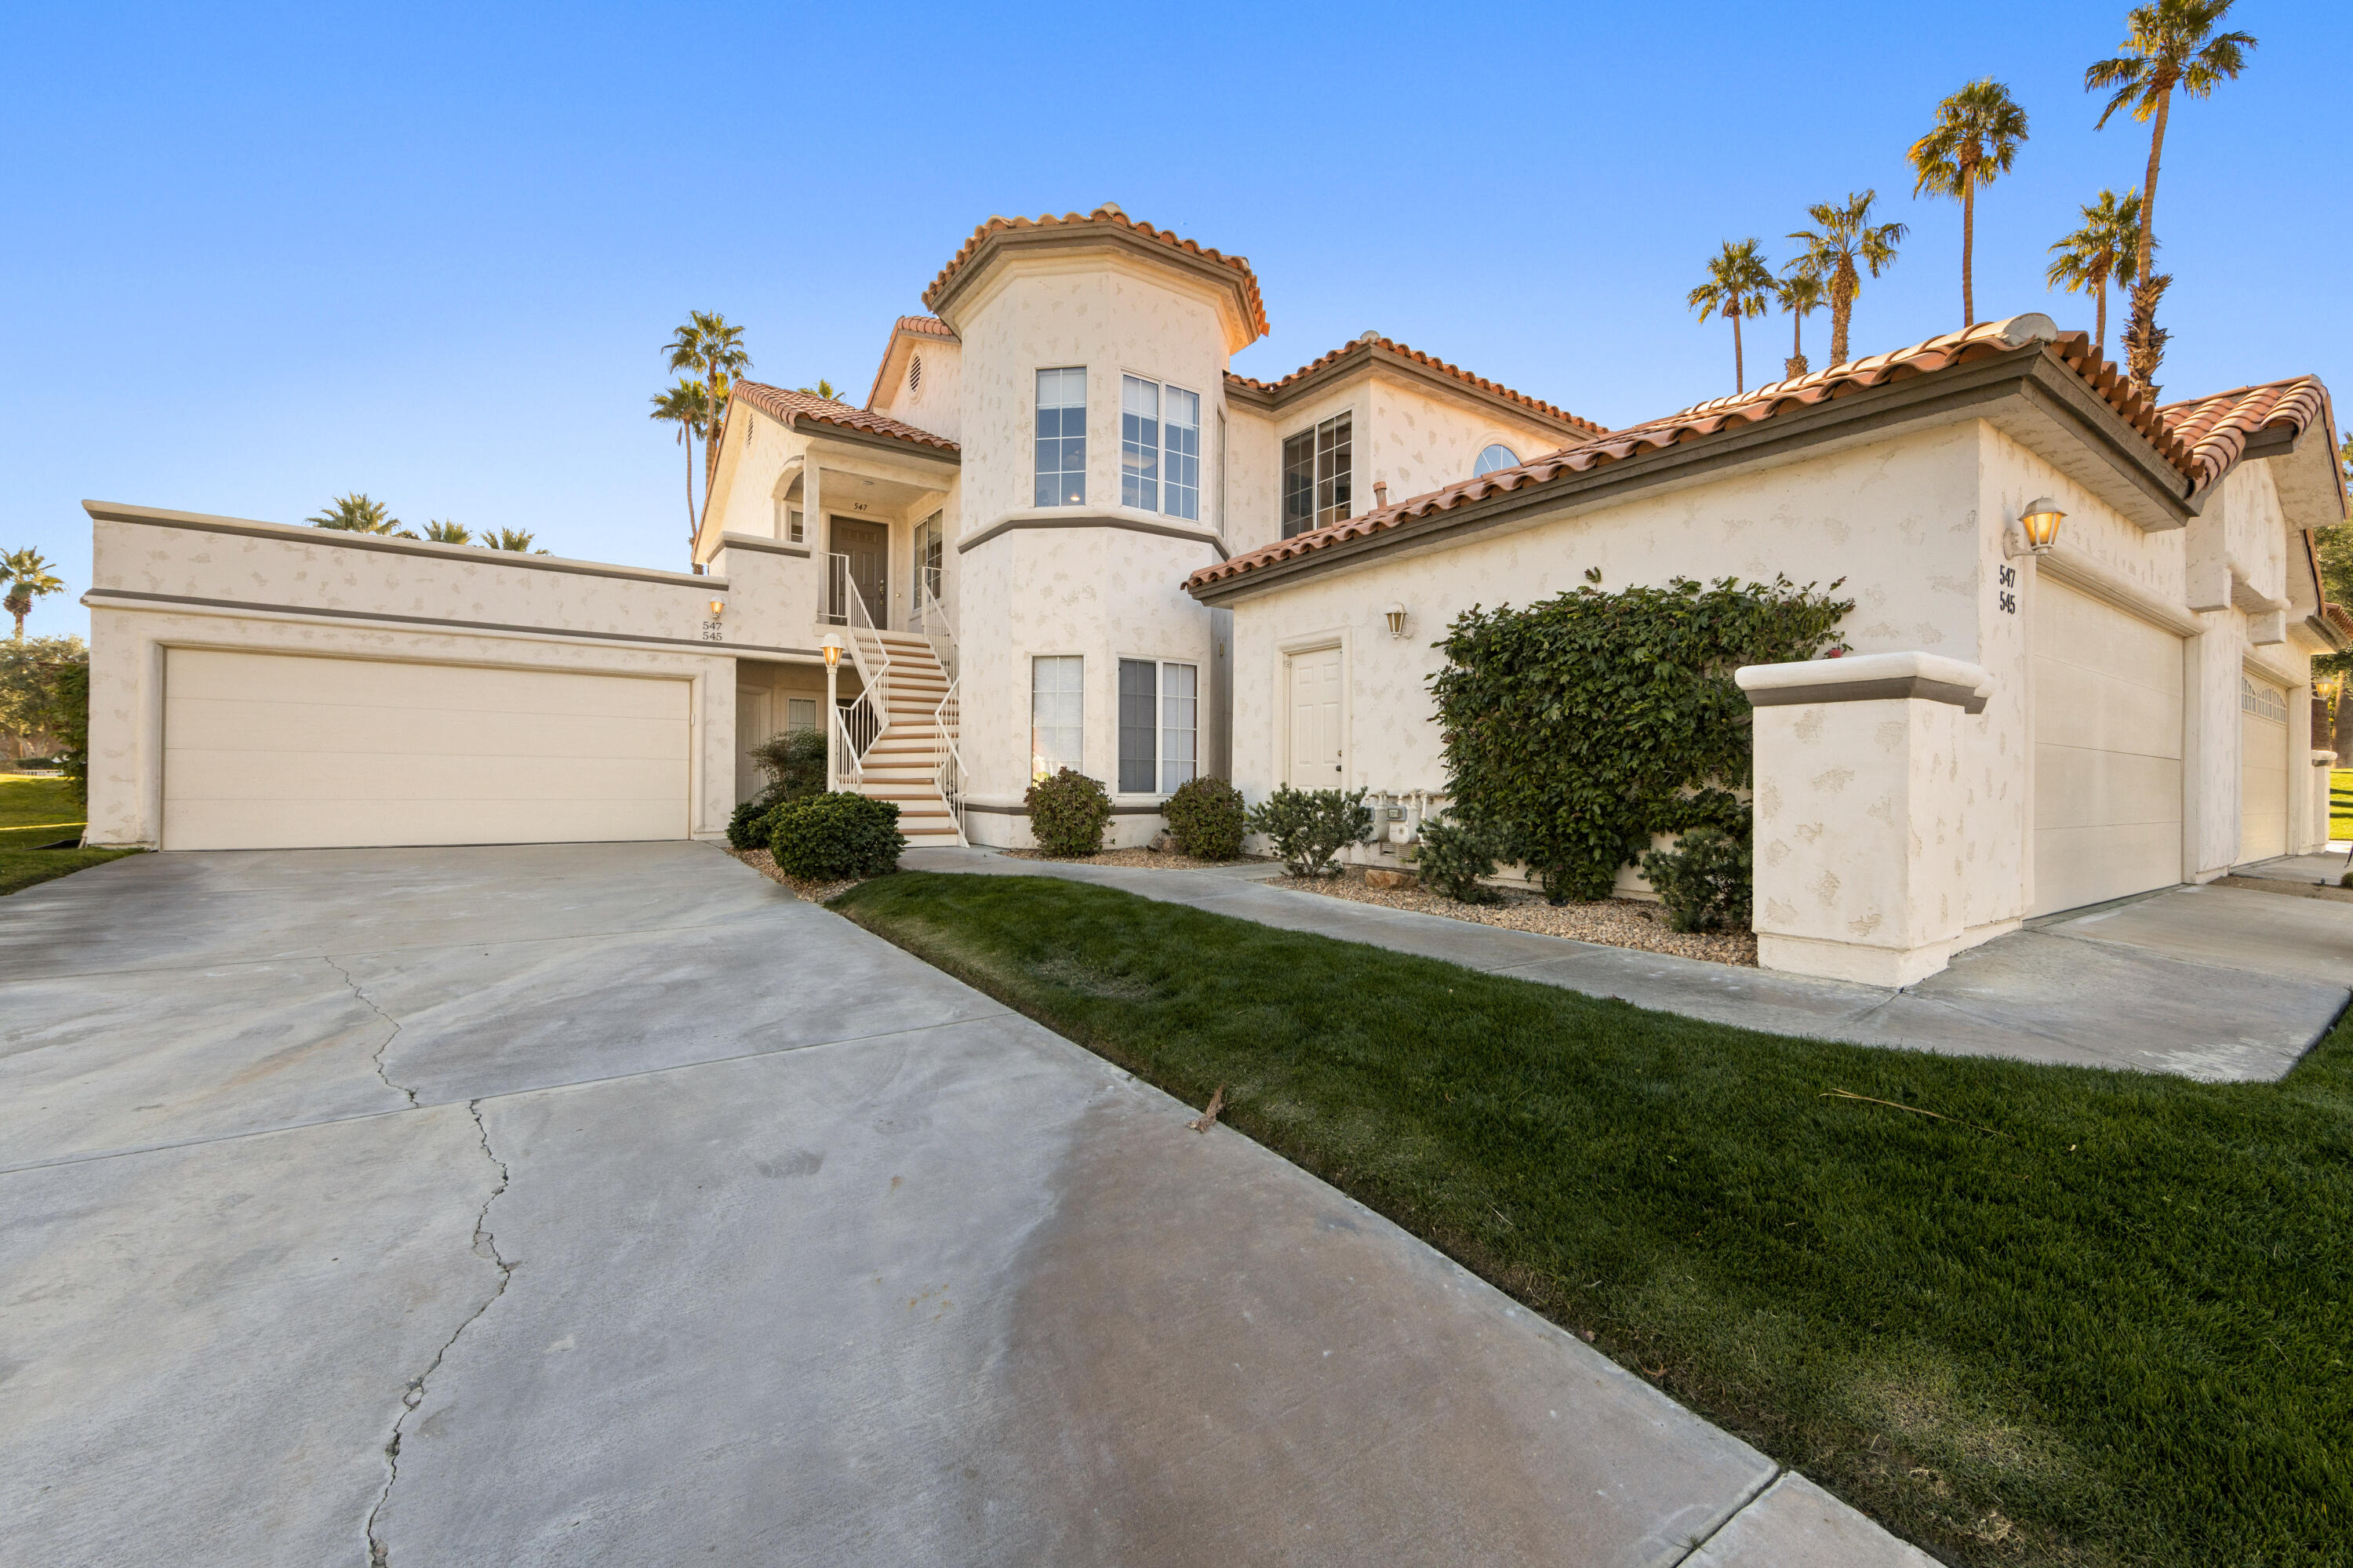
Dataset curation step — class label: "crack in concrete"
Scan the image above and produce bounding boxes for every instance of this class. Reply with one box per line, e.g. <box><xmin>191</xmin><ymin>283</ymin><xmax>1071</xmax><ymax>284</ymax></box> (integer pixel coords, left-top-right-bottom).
<box><xmin>1663</xmin><ymin>1464</ymin><xmax>1785</xmax><ymax>1566</ymax></box>
<box><xmin>362</xmin><ymin>1099</ymin><xmax>515</xmax><ymax>1566</ymax></box>
<box><xmin>323</xmin><ymin>955</ymin><xmax>417</xmax><ymax>1108</ymax></box>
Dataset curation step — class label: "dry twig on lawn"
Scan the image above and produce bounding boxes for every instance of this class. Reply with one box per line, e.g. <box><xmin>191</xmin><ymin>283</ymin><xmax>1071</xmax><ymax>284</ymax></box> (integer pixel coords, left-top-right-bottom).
<box><xmin>1820</xmin><ymin>1089</ymin><xmax>2011</xmax><ymax>1140</ymax></box>
<box><xmin>1187</xmin><ymin>1085</ymin><xmax>1227</xmax><ymax>1133</ymax></box>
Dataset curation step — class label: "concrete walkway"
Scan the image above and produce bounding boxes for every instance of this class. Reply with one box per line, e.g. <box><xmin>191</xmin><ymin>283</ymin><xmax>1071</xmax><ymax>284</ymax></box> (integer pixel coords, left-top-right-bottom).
<box><xmin>903</xmin><ymin>848</ymin><xmax>2352</xmax><ymax>1082</ymax></box>
<box><xmin>0</xmin><ymin>842</ymin><xmax>1934</xmax><ymax>1567</ymax></box>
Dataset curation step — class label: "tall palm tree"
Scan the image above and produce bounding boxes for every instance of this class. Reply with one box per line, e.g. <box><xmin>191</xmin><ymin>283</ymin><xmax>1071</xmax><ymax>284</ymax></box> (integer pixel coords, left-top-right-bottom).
<box><xmin>664</xmin><ymin>311</ymin><xmax>751</xmax><ymax>492</ymax></box>
<box><xmin>1687</xmin><ymin>239</ymin><xmax>1777</xmax><ymax>394</ymax></box>
<box><xmin>649</xmin><ymin>377</ymin><xmax>714</xmax><ymax>552</ymax></box>
<box><xmin>1909</xmin><ymin>79</ymin><xmax>2031</xmax><ymax>328</ymax></box>
<box><xmin>1787</xmin><ymin>191</ymin><xmax>1907</xmax><ymax>369</ymax></box>
<box><xmin>2</xmin><ymin>549</ymin><xmax>65</xmax><ymax>642</ymax></box>
<box><xmin>420</xmin><ymin>519</ymin><xmax>472</xmax><ymax>544</ymax></box>
<box><xmin>1774</xmin><ymin>272</ymin><xmax>1826</xmax><ymax>381</ymax></box>
<box><xmin>2044</xmin><ymin>189</ymin><xmax>2146</xmax><ymax>355</ymax></box>
<box><xmin>2086</xmin><ymin>0</ymin><xmax>2256</xmax><ymax>395</ymax></box>
<box><xmin>307</xmin><ymin>493</ymin><xmax>415</xmax><ymax>537</ymax></box>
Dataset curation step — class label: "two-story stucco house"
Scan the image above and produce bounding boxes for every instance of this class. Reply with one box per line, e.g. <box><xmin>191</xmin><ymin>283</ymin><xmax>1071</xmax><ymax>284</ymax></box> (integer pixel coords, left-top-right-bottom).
<box><xmin>82</xmin><ymin>204</ymin><xmax>2349</xmax><ymax>986</ymax></box>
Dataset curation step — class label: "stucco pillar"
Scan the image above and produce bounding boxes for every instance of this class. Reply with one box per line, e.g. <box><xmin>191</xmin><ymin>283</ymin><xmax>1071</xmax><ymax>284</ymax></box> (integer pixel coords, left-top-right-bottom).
<box><xmin>1738</xmin><ymin>653</ymin><xmax>1993</xmax><ymax>988</ymax></box>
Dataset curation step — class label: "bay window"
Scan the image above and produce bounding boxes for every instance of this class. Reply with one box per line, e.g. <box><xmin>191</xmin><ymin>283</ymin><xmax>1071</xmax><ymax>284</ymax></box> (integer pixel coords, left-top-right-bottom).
<box><xmin>1117</xmin><ymin>657</ymin><xmax>1199</xmax><ymax>795</ymax></box>
<box><xmin>1031</xmin><ymin>655</ymin><xmax>1083</xmax><ymax>779</ymax></box>
<box><xmin>1035</xmin><ymin>368</ymin><xmax>1087</xmax><ymax>507</ymax></box>
<box><xmin>1122</xmin><ymin>375</ymin><xmax>1202</xmax><ymax>521</ymax></box>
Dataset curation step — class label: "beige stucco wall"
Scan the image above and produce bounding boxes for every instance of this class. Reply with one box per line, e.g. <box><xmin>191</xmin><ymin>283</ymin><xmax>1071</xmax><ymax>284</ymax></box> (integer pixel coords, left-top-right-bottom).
<box><xmin>83</xmin><ymin>512</ymin><xmax>751</xmax><ymax>848</ymax></box>
<box><xmin>870</xmin><ymin>336</ymin><xmax>963</xmax><ymax>445</ymax></box>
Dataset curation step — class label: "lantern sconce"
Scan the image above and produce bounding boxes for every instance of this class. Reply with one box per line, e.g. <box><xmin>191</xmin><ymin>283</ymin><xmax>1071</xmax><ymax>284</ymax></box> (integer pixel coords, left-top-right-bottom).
<box><xmin>2005</xmin><ymin>497</ymin><xmax>2066</xmax><ymax>558</ymax></box>
<box><xmin>707</xmin><ymin>598</ymin><xmax>726</xmax><ymax>617</ymax></box>
<box><xmin>820</xmin><ymin>632</ymin><xmax>844</xmax><ymax>668</ymax></box>
<box><xmin>1384</xmin><ymin>602</ymin><xmax>1409</xmax><ymax>639</ymax></box>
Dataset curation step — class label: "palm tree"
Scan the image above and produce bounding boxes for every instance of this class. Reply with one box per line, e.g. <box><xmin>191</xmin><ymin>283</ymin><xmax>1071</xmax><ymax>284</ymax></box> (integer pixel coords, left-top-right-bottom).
<box><xmin>1687</xmin><ymin>239</ymin><xmax>1777</xmax><ymax>394</ymax></box>
<box><xmin>421</xmin><ymin>520</ymin><xmax>472</xmax><ymax>544</ymax></box>
<box><xmin>478</xmin><ymin>529</ymin><xmax>546</xmax><ymax>554</ymax></box>
<box><xmin>307</xmin><ymin>493</ymin><xmax>414</xmax><ymax>537</ymax></box>
<box><xmin>796</xmin><ymin>378</ymin><xmax>846</xmax><ymax>401</ymax></box>
<box><xmin>2086</xmin><ymin>0</ymin><xmax>2256</xmax><ymax>395</ymax></box>
<box><xmin>2</xmin><ymin>549</ymin><xmax>65</xmax><ymax>642</ymax></box>
<box><xmin>1774</xmin><ymin>272</ymin><xmax>1826</xmax><ymax>380</ymax></box>
<box><xmin>2045</xmin><ymin>189</ymin><xmax>2147</xmax><ymax>355</ymax></box>
<box><xmin>1786</xmin><ymin>191</ymin><xmax>1907</xmax><ymax>369</ymax></box>
<box><xmin>664</xmin><ymin>311</ymin><xmax>751</xmax><ymax>492</ymax></box>
<box><xmin>1909</xmin><ymin>79</ymin><xmax>2031</xmax><ymax>328</ymax></box>
<box><xmin>649</xmin><ymin>377</ymin><xmax>714</xmax><ymax>552</ymax></box>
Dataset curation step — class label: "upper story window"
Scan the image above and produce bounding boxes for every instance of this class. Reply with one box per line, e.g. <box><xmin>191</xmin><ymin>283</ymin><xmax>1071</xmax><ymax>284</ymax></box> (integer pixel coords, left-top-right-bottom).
<box><xmin>1122</xmin><ymin>376</ymin><xmax>1203</xmax><ymax>522</ymax></box>
<box><xmin>1281</xmin><ymin>413</ymin><xmax>1352</xmax><ymax>538</ymax></box>
<box><xmin>1473</xmin><ymin>443</ymin><xmax>1520</xmax><ymax>477</ymax></box>
<box><xmin>1035</xmin><ymin>368</ymin><xmax>1087</xmax><ymax>507</ymax></box>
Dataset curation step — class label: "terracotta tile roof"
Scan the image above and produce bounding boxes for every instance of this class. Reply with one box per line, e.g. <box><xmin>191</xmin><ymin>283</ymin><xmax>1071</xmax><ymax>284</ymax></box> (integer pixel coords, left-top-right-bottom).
<box><xmin>922</xmin><ymin>204</ymin><xmax>1269</xmax><ymax>341</ymax></box>
<box><xmin>1227</xmin><ymin>334</ymin><xmax>1605</xmax><ymax>435</ymax></box>
<box><xmin>896</xmin><ymin>314</ymin><xmax>956</xmax><ymax>340</ymax></box>
<box><xmin>729</xmin><ymin>380</ymin><xmax>959</xmax><ymax>454</ymax></box>
<box><xmin>1189</xmin><ymin>315</ymin><xmax>2203</xmax><ymax>593</ymax></box>
<box><xmin>2158</xmin><ymin>377</ymin><xmax>2333</xmax><ymax>491</ymax></box>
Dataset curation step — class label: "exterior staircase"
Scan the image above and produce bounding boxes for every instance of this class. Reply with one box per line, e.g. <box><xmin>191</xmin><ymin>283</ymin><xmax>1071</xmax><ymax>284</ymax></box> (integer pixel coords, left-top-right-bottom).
<box><xmin>848</xmin><ymin>631</ymin><xmax>963</xmax><ymax>846</ymax></box>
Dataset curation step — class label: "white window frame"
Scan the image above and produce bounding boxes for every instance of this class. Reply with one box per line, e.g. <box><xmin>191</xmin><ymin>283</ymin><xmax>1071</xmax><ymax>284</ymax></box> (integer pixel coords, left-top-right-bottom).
<box><xmin>1120</xmin><ymin>373</ymin><xmax>1203</xmax><ymax>522</ymax></box>
<box><xmin>1034</xmin><ymin>367</ymin><xmax>1088</xmax><ymax>508</ymax></box>
<box><xmin>786</xmin><ymin>697</ymin><xmax>818</xmax><ymax>733</ymax></box>
<box><xmin>1115</xmin><ymin>655</ymin><xmax>1199</xmax><ymax>797</ymax></box>
<box><xmin>1472</xmin><ymin>442</ymin><xmax>1520</xmax><ymax>478</ymax></box>
<box><xmin>1031</xmin><ymin>653</ymin><xmax>1085</xmax><ymax>780</ymax></box>
<box><xmin>1280</xmin><ymin>411</ymin><xmax>1352</xmax><ymax>537</ymax></box>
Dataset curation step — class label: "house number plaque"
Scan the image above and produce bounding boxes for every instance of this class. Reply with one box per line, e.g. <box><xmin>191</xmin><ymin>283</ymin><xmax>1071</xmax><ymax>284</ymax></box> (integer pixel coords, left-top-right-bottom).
<box><xmin>1995</xmin><ymin>563</ymin><xmax>2017</xmax><ymax>616</ymax></box>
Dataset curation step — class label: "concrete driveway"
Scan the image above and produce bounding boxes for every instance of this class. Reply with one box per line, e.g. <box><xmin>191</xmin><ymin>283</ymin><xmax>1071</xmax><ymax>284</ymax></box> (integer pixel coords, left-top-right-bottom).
<box><xmin>0</xmin><ymin>844</ymin><xmax>1930</xmax><ymax>1567</ymax></box>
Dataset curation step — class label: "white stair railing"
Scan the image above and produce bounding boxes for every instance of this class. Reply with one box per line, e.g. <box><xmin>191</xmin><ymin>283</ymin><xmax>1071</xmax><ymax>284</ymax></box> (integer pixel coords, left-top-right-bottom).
<box><xmin>832</xmin><ymin>697</ymin><xmax>881</xmax><ymax>789</ymax></box>
<box><xmin>931</xmin><ymin>677</ymin><xmax>967</xmax><ymax>846</ymax></box>
<box><xmin>918</xmin><ymin>578</ymin><xmax>955</xmax><ymax>679</ymax></box>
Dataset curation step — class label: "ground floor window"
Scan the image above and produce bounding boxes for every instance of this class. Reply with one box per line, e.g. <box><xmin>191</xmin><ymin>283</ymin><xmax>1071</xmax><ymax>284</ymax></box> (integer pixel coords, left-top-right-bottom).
<box><xmin>1117</xmin><ymin>657</ymin><xmax>1198</xmax><ymax>794</ymax></box>
<box><xmin>1032</xmin><ymin>656</ymin><xmax>1083</xmax><ymax>780</ymax></box>
<box><xmin>786</xmin><ymin>697</ymin><xmax>817</xmax><ymax>733</ymax></box>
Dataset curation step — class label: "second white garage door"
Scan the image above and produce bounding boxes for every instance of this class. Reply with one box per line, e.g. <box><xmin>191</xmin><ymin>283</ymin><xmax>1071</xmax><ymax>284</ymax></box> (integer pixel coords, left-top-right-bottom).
<box><xmin>2238</xmin><ymin>674</ymin><xmax>2289</xmax><ymax>864</ymax></box>
<box><xmin>2031</xmin><ymin>580</ymin><xmax>2184</xmax><ymax>916</ymax></box>
<box><xmin>163</xmin><ymin>649</ymin><xmax>692</xmax><ymax>850</ymax></box>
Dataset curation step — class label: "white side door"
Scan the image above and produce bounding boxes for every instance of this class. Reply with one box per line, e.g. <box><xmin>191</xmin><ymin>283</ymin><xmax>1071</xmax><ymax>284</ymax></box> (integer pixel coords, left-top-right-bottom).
<box><xmin>1286</xmin><ymin>646</ymin><xmax>1344</xmax><ymax>788</ymax></box>
<box><xmin>735</xmin><ymin>687</ymin><xmax>772</xmax><ymax>804</ymax></box>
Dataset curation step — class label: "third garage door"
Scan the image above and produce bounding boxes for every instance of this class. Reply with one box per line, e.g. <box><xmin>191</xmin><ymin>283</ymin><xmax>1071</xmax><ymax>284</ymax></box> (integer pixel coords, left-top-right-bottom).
<box><xmin>162</xmin><ymin>649</ymin><xmax>691</xmax><ymax>850</ymax></box>
<box><xmin>2238</xmin><ymin>673</ymin><xmax>2289</xmax><ymax>864</ymax></box>
<box><xmin>2031</xmin><ymin>580</ymin><xmax>2184</xmax><ymax>915</ymax></box>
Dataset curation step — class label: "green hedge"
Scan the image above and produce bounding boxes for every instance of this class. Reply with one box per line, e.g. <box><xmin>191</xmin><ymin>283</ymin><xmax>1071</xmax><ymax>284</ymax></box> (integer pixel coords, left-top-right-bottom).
<box><xmin>1162</xmin><ymin>776</ymin><xmax>1246</xmax><ymax>860</ymax></box>
<box><xmin>1025</xmin><ymin>768</ymin><xmax>1111</xmax><ymax>856</ymax></box>
<box><xmin>766</xmin><ymin>791</ymin><xmax>904</xmax><ymax>880</ymax></box>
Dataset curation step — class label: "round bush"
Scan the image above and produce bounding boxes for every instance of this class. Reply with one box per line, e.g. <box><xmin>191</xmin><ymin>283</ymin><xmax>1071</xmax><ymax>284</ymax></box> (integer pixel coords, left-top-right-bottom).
<box><xmin>766</xmin><ymin>791</ymin><xmax>906</xmax><ymax>880</ymax></box>
<box><xmin>1025</xmin><ymin>768</ymin><xmax>1111</xmax><ymax>856</ymax></box>
<box><xmin>726</xmin><ymin>797</ymin><xmax>769</xmax><ymax>851</ymax></box>
<box><xmin>1414</xmin><ymin>817</ymin><xmax>1502</xmax><ymax>904</ymax></box>
<box><xmin>1638</xmin><ymin>826</ymin><xmax>1752</xmax><ymax>933</ymax></box>
<box><xmin>1162</xmin><ymin>776</ymin><xmax>1246</xmax><ymax>860</ymax></box>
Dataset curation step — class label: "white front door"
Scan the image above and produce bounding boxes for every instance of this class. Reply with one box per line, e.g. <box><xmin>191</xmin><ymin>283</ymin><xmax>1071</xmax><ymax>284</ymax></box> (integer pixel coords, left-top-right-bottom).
<box><xmin>736</xmin><ymin>687</ymin><xmax>773</xmax><ymax>803</ymax></box>
<box><xmin>1286</xmin><ymin>646</ymin><xmax>1344</xmax><ymax>788</ymax></box>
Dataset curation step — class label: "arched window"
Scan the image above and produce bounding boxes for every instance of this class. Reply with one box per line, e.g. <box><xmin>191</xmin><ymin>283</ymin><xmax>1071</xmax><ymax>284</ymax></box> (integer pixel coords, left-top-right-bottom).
<box><xmin>1473</xmin><ymin>443</ymin><xmax>1519</xmax><ymax>477</ymax></box>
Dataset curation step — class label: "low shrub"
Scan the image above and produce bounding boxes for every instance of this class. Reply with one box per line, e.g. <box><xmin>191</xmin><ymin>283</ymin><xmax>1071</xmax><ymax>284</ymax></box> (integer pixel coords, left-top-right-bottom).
<box><xmin>1026</xmin><ymin>768</ymin><xmax>1112</xmax><ymax>856</ymax></box>
<box><xmin>750</xmin><ymin>728</ymin><xmax>829</xmax><ymax>806</ymax></box>
<box><xmin>1639</xmin><ymin>826</ymin><xmax>1752</xmax><ymax>933</ymax></box>
<box><xmin>1162</xmin><ymin>776</ymin><xmax>1246</xmax><ymax>860</ymax></box>
<box><xmin>1246</xmin><ymin>786</ymin><xmax>1371</xmax><ymax>877</ymax></box>
<box><xmin>1414</xmin><ymin>817</ymin><xmax>1502</xmax><ymax>904</ymax></box>
<box><xmin>766</xmin><ymin>791</ymin><xmax>905</xmax><ymax>880</ymax></box>
<box><xmin>726</xmin><ymin>798</ymin><xmax>770</xmax><ymax>851</ymax></box>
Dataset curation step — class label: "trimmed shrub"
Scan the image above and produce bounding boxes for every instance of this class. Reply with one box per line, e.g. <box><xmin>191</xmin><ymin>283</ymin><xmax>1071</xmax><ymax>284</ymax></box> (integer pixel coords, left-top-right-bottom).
<box><xmin>47</xmin><ymin>660</ymin><xmax>89</xmax><ymax>803</ymax></box>
<box><xmin>1026</xmin><ymin>768</ymin><xmax>1112</xmax><ymax>856</ymax></box>
<box><xmin>1246</xmin><ymin>786</ymin><xmax>1371</xmax><ymax>877</ymax></box>
<box><xmin>1162</xmin><ymin>776</ymin><xmax>1246</xmax><ymax>860</ymax></box>
<box><xmin>1414</xmin><ymin>817</ymin><xmax>1502</xmax><ymax>904</ymax></box>
<box><xmin>766</xmin><ymin>791</ymin><xmax>905</xmax><ymax>880</ymax></box>
<box><xmin>750</xmin><ymin>727</ymin><xmax>829</xmax><ymax>806</ymax></box>
<box><xmin>1639</xmin><ymin>827</ymin><xmax>1752</xmax><ymax>933</ymax></box>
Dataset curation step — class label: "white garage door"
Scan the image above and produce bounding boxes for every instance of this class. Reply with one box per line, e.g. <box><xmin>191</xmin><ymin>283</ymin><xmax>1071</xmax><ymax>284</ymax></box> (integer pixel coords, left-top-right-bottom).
<box><xmin>2031</xmin><ymin>580</ymin><xmax>2184</xmax><ymax>915</ymax></box>
<box><xmin>163</xmin><ymin>649</ymin><xmax>691</xmax><ymax>850</ymax></box>
<box><xmin>2238</xmin><ymin>674</ymin><xmax>2289</xmax><ymax>864</ymax></box>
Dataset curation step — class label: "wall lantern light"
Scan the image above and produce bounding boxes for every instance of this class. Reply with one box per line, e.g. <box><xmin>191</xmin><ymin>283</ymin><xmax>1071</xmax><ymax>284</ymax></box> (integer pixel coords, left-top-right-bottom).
<box><xmin>1384</xmin><ymin>602</ymin><xmax>1409</xmax><ymax>638</ymax></box>
<box><xmin>820</xmin><ymin>632</ymin><xmax>844</xmax><ymax>668</ymax></box>
<box><xmin>2006</xmin><ymin>497</ymin><xmax>2066</xmax><ymax>558</ymax></box>
<box><xmin>707</xmin><ymin>599</ymin><xmax>726</xmax><ymax>617</ymax></box>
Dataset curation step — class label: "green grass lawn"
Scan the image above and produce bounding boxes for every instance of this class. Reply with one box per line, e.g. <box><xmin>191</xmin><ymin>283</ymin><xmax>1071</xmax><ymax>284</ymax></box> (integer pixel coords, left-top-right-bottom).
<box><xmin>2333</xmin><ymin>768</ymin><xmax>2351</xmax><ymax>841</ymax></box>
<box><xmin>836</xmin><ymin>871</ymin><xmax>2352</xmax><ymax>1568</ymax></box>
<box><xmin>0</xmin><ymin>773</ymin><xmax>138</xmax><ymax>895</ymax></box>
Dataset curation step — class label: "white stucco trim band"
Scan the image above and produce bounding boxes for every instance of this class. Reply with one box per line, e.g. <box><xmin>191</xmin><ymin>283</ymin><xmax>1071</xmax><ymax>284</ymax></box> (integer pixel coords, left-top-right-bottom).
<box><xmin>82</xmin><ymin>590</ymin><xmax>827</xmax><ymax>662</ymax></box>
<box><xmin>2036</xmin><ymin>543</ymin><xmax>2204</xmax><ymax>636</ymax></box>
<box><xmin>958</xmin><ymin>509</ymin><xmax>1230</xmax><ymax>558</ymax></box>
<box><xmin>717</xmin><ymin>530</ymin><xmax>812</xmax><ymax>559</ymax></box>
<box><xmin>1737</xmin><ymin>653</ymin><xmax>1992</xmax><ymax>714</ymax></box>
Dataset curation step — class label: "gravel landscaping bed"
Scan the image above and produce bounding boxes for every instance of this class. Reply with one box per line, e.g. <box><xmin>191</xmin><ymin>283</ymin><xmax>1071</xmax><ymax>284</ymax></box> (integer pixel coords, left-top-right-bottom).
<box><xmin>727</xmin><ymin>847</ymin><xmax>864</xmax><ymax>904</ymax></box>
<box><xmin>1280</xmin><ymin>864</ymin><xmax>1757</xmax><ymax>966</ymax></box>
<box><xmin>1004</xmin><ymin>846</ymin><xmax>1271</xmax><ymax>872</ymax></box>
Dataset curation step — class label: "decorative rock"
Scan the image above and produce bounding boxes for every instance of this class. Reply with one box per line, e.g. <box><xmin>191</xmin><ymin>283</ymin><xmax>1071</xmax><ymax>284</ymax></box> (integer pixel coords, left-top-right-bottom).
<box><xmin>1364</xmin><ymin>868</ymin><xmax>1418</xmax><ymax>890</ymax></box>
<box><xmin>1147</xmin><ymin>831</ymin><xmax>1173</xmax><ymax>853</ymax></box>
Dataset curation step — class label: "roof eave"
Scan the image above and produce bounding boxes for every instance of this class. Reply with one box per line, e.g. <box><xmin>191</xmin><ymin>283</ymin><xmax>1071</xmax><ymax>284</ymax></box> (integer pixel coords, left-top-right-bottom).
<box><xmin>926</xmin><ymin>224</ymin><xmax>1267</xmax><ymax>350</ymax></box>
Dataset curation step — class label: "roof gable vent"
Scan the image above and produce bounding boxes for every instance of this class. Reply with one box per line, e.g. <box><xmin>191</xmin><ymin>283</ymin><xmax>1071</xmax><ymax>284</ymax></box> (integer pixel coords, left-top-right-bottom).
<box><xmin>908</xmin><ymin>354</ymin><xmax>923</xmax><ymax>396</ymax></box>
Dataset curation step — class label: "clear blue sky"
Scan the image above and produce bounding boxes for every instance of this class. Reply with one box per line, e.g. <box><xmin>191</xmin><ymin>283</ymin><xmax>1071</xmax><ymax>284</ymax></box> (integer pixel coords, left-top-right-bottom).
<box><xmin>3</xmin><ymin>1</ymin><xmax>2337</xmax><ymax>640</ymax></box>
